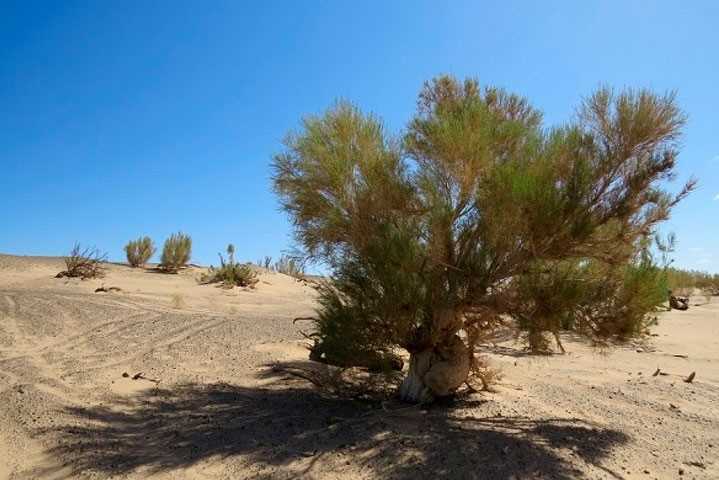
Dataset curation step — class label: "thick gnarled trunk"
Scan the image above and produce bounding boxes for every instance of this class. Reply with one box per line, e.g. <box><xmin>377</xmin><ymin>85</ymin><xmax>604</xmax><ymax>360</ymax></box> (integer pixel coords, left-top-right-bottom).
<box><xmin>398</xmin><ymin>349</ymin><xmax>435</xmax><ymax>403</ymax></box>
<box><xmin>398</xmin><ymin>334</ymin><xmax>471</xmax><ymax>403</ymax></box>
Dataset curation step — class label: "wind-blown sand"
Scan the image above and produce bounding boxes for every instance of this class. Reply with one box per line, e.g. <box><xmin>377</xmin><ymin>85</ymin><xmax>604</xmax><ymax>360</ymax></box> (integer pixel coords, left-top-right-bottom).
<box><xmin>0</xmin><ymin>254</ymin><xmax>717</xmax><ymax>479</ymax></box>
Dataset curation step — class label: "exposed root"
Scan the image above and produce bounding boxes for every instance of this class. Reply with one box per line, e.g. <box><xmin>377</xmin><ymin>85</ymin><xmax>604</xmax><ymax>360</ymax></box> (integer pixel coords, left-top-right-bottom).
<box><xmin>469</xmin><ymin>354</ymin><xmax>503</xmax><ymax>392</ymax></box>
<box><xmin>553</xmin><ymin>332</ymin><xmax>566</xmax><ymax>354</ymax></box>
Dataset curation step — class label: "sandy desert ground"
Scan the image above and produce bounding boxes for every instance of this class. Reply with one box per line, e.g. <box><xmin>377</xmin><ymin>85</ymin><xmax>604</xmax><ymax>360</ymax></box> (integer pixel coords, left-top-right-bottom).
<box><xmin>0</xmin><ymin>254</ymin><xmax>717</xmax><ymax>480</ymax></box>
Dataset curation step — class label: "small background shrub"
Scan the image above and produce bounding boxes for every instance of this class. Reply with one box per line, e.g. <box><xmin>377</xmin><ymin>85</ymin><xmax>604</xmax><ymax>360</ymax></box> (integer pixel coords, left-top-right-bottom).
<box><xmin>256</xmin><ymin>256</ymin><xmax>273</xmax><ymax>270</ymax></box>
<box><xmin>124</xmin><ymin>236</ymin><xmax>155</xmax><ymax>267</ymax></box>
<box><xmin>667</xmin><ymin>268</ymin><xmax>719</xmax><ymax>297</ymax></box>
<box><xmin>160</xmin><ymin>232</ymin><xmax>192</xmax><ymax>272</ymax></box>
<box><xmin>201</xmin><ymin>244</ymin><xmax>259</xmax><ymax>288</ymax></box>
<box><xmin>274</xmin><ymin>254</ymin><xmax>305</xmax><ymax>279</ymax></box>
<box><xmin>170</xmin><ymin>292</ymin><xmax>185</xmax><ymax>309</ymax></box>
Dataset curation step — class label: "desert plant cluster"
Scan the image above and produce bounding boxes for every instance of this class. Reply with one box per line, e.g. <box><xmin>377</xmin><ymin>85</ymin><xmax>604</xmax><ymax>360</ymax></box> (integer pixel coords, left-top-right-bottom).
<box><xmin>51</xmin><ymin>76</ymin><xmax>715</xmax><ymax>405</ymax></box>
<box><xmin>201</xmin><ymin>244</ymin><xmax>258</xmax><ymax>288</ymax></box>
<box><xmin>57</xmin><ymin>233</ymin><xmax>270</xmax><ymax>291</ymax></box>
<box><xmin>273</xmin><ymin>255</ymin><xmax>305</xmax><ymax>278</ymax></box>
<box><xmin>667</xmin><ymin>268</ymin><xmax>719</xmax><ymax>296</ymax></box>
<box><xmin>273</xmin><ymin>75</ymin><xmax>698</xmax><ymax>402</ymax></box>
<box><xmin>254</xmin><ymin>254</ymin><xmax>306</xmax><ymax>278</ymax></box>
<box><xmin>159</xmin><ymin>232</ymin><xmax>193</xmax><ymax>273</ymax></box>
<box><xmin>124</xmin><ymin>236</ymin><xmax>156</xmax><ymax>267</ymax></box>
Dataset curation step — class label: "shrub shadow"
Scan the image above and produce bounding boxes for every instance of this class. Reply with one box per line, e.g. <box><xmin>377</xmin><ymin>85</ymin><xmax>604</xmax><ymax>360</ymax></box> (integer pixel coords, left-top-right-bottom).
<box><xmin>37</xmin><ymin>374</ymin><xmax>628</xmax><ymax>479</ymax></box>
<box><xmin>482</xmin><ymin>330</ymin><xmax>628</xmax><ymax>358</ymax></box>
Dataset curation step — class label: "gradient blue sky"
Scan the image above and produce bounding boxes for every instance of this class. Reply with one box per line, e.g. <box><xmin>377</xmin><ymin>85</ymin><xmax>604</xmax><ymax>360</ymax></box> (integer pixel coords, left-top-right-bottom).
<box><xmin>2</xmin><ymin>1</ymin><xmax>717</xmax><ymax>271</ymax></box>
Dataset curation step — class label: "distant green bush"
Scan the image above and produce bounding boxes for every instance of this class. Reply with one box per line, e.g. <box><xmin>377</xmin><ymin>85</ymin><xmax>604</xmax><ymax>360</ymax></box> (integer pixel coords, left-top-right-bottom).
<box><xmin>256</xmin><ymin>256</ymin><xmax>273</xmax><ymax>270</ymax></box>
<box><xmin>667</xmin><ymin>268</ymin><xmax>719</xmax><ymax>296</ymax></box>
<box><xmin>201</xmin><ymin>244</ymin><xmax>258</xmax><ymax>288</ymax></box>
<box><xmin>274</xmin><ymin>254</ymin><xmax>305</xmax><ymax>278</ymax></box>
<box><xmin>124</xmin><ymin>236</ymin><xmax>155</xmax><ymax>267</ymax></box>
<box><xmin>159</xmin><ymin>232</ymin><xmax>192</xmax><ymax>272</ymax></box>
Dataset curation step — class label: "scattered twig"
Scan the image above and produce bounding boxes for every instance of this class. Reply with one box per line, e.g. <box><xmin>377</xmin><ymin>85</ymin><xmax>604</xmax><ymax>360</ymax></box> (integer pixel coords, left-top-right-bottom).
<box><xmin>651</xmin><ymin>368</ymin><xmax>696</xmax><ymax>382</ymax></box>
<box><xmin>120</xmin><ymin>371</ymin><xmax>161</xmax><ymax>384</ymax></box>
<box><xmin>293</xmin><ymin>317</ymin><xmax>319</xmax><ymax>340</ymax></box>
<box><xmin>293</xmin><ymin>317</ymin><xmax>316</xmax><ymax>323</ymax></box>
<box><xmin>95</xmin><ymin>285</ymin><xmax>122</xmax><ymax>293</ymax></box>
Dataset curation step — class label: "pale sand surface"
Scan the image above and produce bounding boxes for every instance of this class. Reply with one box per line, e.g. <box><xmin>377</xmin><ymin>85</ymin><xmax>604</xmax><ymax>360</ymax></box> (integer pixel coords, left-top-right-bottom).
<box><xmin>0</xmin><ymin>254</ymin><xmax>717</xmax><ymax>479</ymax></box>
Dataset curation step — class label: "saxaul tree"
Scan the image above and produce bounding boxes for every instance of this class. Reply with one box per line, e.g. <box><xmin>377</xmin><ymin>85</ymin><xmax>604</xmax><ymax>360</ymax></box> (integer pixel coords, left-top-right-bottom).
<box><xmin>272</xmin><ymin>76</ymin><xmax>694</xmax><ymax>403</ymax></box>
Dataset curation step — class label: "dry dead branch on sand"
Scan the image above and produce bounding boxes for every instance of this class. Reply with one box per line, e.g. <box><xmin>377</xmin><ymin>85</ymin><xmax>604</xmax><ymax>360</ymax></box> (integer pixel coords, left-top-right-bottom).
<box><xmin>56</xmin><ymin>243</ymin><xmax>107</xmax><ymax>280</ymax></box>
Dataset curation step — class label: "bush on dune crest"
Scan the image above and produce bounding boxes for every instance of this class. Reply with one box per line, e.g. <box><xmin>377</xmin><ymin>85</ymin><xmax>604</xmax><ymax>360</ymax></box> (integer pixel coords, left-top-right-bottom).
<box><xmin>256</xmin><ymin>256</ymin><xmax>273</xmax><ymax>270</ymax></box>
<box><xmin>201</xmin><ymin>244</ymin><xmax>258</xmax><ymax>288</ymax></box>
<box><xmin>253</xmin><ymin>255</ymin><xmax>305</xmax><ymax>278</ymax></box>
<box><xmin>124</xmin><ymin>236</ymin><xmax>156</xmax><ymax>267</ymax></box>
<box><xmin>273</xmin><ymin>254</ymin><xmax>305</xmax><ymax>279</ymax></box>
<box><xmin>272</xmin><ymin>75</ymin><xmax>694</xmax><ymax>403</ymax></box>
<box><xmin>159</xmin><ymin>232</ymin><xmax>192</xmax><ymax>273</ymax></box>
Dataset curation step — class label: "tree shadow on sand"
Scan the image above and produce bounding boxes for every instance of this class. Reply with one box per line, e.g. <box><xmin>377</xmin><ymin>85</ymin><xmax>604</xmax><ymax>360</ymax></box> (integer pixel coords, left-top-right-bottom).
<box><xmin>37</xmin><ymin>365</ymin><xmax>628</xmax><ymax>479</ymax></box>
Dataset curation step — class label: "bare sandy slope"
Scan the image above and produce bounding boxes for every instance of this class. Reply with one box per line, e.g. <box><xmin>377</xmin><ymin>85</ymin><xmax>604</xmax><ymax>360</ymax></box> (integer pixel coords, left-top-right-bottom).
<box><xmin>0</xmin><ymin>254</ymin><xmax>717</xmax><ymax>480</ymax></box>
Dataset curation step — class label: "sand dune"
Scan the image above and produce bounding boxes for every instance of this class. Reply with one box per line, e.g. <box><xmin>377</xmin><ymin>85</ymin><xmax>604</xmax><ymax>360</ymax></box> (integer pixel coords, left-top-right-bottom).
<box><xmin>0</xmin><ymin>254</ymin><xmax>717</xmax><ymax>479</ymax></box>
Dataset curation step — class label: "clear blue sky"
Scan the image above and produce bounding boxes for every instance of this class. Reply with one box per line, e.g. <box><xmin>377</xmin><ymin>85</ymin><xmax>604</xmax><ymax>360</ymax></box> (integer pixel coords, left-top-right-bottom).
<box><xmin>1</xmin><ymin>1</ymin><xmax>717</xmax><ymax>271</ymax></box>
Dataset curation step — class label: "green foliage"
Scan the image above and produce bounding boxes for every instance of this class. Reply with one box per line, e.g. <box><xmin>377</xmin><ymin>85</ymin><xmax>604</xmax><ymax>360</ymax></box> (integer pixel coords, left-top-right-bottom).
<box><xmin>273</xmin><ymin>76</ymin><xmax>693</xmax><ymax>398</ymax></box>
<box><xmin>256</xmin><ymin>256</ymin><xmax>273</xmax><ymax>270</ymax></box>
<box><xmin>159</xmin><ymin>232</ymin><xmax>192</xmax><ymax>272</ymax></box>
<box><xmin>666</xmin><ymin>268</ymin><xmax>719</xmax><ymax>295</ymax></box>
<box><xmin>613</xmin><ymin>259</ymin><xmax>668</xmax><ymax>333</ymax></box>
<box><xmin>58</xmin><ymin>243</ymin><xmax>107</xmax><ymax>279</ymax></box>
<box><xmin>512</xmin><ymin>239</ymin><xmax>671</xmax><ymax>353</ymax></box>
<box><xmin>201</xmin><ymin>244</ymin><xmax>258</xmax><ymax>288</ymax></box>
<box><xmin>308</xmin><ymin>280</ymin><xmax>403</xmax><ymax>371</ymax></box>
<box><xmin>124</xmin><ymin>236</ymin><xmax>155</xmax><ymax>267</ymax></box>
<box><xmin>273</xmin><ymin>255</ymin><xmax>305</xmax><ymax>278</ymax></box>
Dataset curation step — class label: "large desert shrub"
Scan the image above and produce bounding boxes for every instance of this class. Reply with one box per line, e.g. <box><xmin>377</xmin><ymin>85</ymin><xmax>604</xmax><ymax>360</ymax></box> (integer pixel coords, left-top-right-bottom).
<box><xmin>57</xmin><ymin>243</ymin><xmax>107</xmax><ymax>279</ymax></box>
<box><xmin>273</xmin><ymin>76</ymin><xmax>694</xmax><ymax>403</ymax></box>
<box><xmin>124</xmin><ymin>236</ymin><xmax>156</xmax><ymax>267</ymax></box>
<box><xmin>159</xmin><ymin>232</ymin><xmax>192</xmax><ymax>272</ymax></box>
<box><xmin>201</xmin><ymin>244</ymin><xmax>258</xmax><ymax>288</ymax></box>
